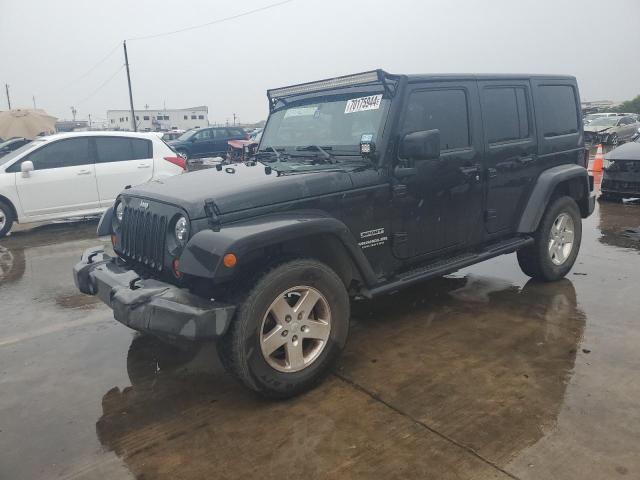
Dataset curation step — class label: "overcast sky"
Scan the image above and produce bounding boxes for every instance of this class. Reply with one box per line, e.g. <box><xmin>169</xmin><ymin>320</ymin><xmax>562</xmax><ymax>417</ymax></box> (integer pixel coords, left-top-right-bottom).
<box><xmin>1</xmin><ymin>0</ymin><xmax>639</xmax><ymax>124</ymax></box>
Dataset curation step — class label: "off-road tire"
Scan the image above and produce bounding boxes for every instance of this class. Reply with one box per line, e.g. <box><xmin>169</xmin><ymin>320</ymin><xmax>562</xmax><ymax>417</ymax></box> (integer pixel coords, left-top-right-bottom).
<box><xmin>517</xmin><ymin>196</ymin><xmax>582</xmax><ymax>282</ymax></box>
<box><xmin>0</xmin><ymin>200</ymin><xmax>15</xmax><ymax>238</ymax></box>
<box><xmin>218</xmin><ymin>259</ymin><xmax>350</xmax><ymax>398</ymax></box>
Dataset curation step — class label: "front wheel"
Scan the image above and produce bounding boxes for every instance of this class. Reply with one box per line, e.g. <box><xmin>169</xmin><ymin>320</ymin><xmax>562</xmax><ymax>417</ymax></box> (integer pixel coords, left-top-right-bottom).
<box><xmin>517</xmin><ymin>196</ymin><xmax>582</xmax><ymax>282</ymax></box>
<box><xmin>218</xmin><ymin>259</ymin><xmax>350</xmax><ymax>398</ymax></box>
<box><xmin>0</xmin><ymin>200</ymin><xmax>15</xmax><ymax>238</ymax></box>
<box><xmin>608</xmin><ymin>133</ymin><xmax>619</xmax><ymax>146</ymax></box>
<box><xmin>176</xmin><ymin>149</ymin><xmax>189</xmax><ymax>160</ymax></box>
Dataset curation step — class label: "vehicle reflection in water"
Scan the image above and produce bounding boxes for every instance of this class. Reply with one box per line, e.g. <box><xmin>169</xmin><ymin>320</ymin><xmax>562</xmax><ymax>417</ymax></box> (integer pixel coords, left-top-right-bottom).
<box><xmin>345</xmin><ymin>275</ymin><xmax>585</xmax><ymax>463</ymax></box>
<box><xmin>0</xmin><ymin>219</ymin><xmax>98</xmax><ymax>287</ymax></box>
<box><xmin>95</xmin><ymin>274</ymin><xmax>585</xmax><ymax>477</ymax></box>
<box><xmin>597</xmin><ymin>199</ymin><xmax>640</xmax><ymax>252</ymax></box>
<box><xmin>0</xmin><ymin>245</ymin><xmax>25</xmax><ymax>285</ymax></box>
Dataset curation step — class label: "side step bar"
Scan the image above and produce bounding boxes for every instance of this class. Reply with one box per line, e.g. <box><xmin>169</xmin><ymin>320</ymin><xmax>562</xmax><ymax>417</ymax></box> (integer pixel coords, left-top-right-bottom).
<box><xmin>361</xmin><ymin>236</ymin><xmax>533</xmax><ymax>299</ymax></box>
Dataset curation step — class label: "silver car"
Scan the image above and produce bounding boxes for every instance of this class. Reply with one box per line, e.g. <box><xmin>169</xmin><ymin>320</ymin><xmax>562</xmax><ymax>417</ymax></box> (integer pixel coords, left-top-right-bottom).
<box><xmin>584</xmin><ymin>115</ymin><xmax>640</xmax><ymax>145</ymax></box>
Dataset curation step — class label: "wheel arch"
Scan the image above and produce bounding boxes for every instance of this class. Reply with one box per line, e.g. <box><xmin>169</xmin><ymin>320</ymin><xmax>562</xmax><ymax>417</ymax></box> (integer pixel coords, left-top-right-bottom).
<box><xmin>517</xmin><ymin>164</ymin><xmax>593</xmax><ymax>233</ymax></box>
<box><xmin>179</xmin><ymin>212</ymin><xmax>379</xmax><ymax>291</ymax></box>
<box><xmin>0</xmin><ymin>194</ymin><xmax>18</xmax><ymax>221</ymax></box>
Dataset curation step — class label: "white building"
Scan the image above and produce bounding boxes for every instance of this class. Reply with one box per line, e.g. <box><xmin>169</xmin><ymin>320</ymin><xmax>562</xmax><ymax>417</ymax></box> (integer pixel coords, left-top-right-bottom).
<box><xmin>107</xmin><ymin>106</ymin><xmax>209</xmax><ymax>131</ymax></box>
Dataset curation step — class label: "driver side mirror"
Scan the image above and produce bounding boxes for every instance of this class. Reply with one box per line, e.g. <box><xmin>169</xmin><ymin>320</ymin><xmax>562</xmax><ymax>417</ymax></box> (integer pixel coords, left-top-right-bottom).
<box><xmin>21</xmin><ymin>160</ymin><xmax>34</xmax><ymax>177</ymax></box>
<box><xmin>400</xmin><ymin>129</ymin><xmax>441</xmax><ymax>161</ymax></box>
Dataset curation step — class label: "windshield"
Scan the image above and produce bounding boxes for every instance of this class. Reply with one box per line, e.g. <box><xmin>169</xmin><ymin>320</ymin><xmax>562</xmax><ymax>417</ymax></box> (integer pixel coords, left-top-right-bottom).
<box><xmin>1</xmin><ymin>140</ymin><xmax>41</xmax><ymax>168</ymax></box>
<box><xmin>589</xmin><ymin>117</ymin><xmax>618</xmax><ymax>127</ymax></box>
<box><xmin>260</xmin><ymin>94</ymin><xmax>389</xmax><ymax>154</ymax></box>
<box><xmin>176</xmin><ymin>129</ymin><xmax>195</xmax><ymax>141</ymax></box>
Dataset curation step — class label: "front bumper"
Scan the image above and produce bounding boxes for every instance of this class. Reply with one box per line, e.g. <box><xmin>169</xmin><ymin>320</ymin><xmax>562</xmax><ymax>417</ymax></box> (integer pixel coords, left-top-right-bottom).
<box><xmin>73</xmin><ymin>247</ymin><xmax>235</xmax><ymax>340</ymax></box>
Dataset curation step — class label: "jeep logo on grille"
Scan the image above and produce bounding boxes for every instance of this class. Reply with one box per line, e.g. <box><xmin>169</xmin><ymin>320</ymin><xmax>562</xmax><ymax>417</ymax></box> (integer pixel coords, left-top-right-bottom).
<box><xmin>139</xmin><ymin>201</ymin><xmax>149</xmax><ymax>209</ymax></box>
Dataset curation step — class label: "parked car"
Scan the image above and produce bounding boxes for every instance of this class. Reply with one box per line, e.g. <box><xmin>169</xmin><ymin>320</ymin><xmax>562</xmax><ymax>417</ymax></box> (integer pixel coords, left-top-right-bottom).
<box><xmin>584</xmin><ymin>116</ymin><xmax>640</xmax><ymax>145</ymax></box>
<box><xmin>154</xmin><ymin>130</ymin><xmax>185</xmax><ymax>142</ymax></box>
<box><xmin>0</xmin><ymin>138</ymin><xmax>31</xmax><ymax>158</ymax></box>
<box><xmin>74</xmin><ymin>70</ymin><xmax>594</xmax><ymax>398</ymax></box>
<box><xmin>168</xmin><ymin>127</ymin><xmax>247</xmax><ymax>159</ymax></box>
<box><xmin>600</xmin><ymin>136</ymin><xmax>640</xmax><ymax>201</ymax></box>
<box><xmin>0</xmin><ymin>131</ymin><xmax>185</xmax><ymax>237</ymax></box>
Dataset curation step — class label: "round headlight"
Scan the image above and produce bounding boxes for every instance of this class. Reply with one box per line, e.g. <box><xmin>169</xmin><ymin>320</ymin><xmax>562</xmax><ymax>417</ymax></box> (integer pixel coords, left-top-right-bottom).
<box><xmin>115</xmin><ymin>202</ymin><xmax>124</xmax><ymax>223</ymax></box>
<box><xmin>175</xmin><ymin>216</ymin><xmax>188</xmax><ymax>243</ymax></box>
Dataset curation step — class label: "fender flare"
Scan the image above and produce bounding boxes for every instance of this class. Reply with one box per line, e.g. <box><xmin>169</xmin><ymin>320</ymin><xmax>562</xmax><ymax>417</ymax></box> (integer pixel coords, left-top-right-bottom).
<box><xmin>178</xmin><ymin>211</ymin><xmax>378</xmax><ymax>285</ymax></box>
<box><xmin>97</xmin><ymin>206</ymin><xmax>114</xmax><ymax>236</ymax></box>
<box><xmin>517</xmin><ymin>164</ymin><xmax>592</xmax><ymax>233</ymax></box>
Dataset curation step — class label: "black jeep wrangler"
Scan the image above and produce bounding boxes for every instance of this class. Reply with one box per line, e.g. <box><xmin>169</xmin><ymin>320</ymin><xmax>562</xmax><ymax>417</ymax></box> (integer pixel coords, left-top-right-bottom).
<box><xmin>74</xmin><ymin>70</ymin><xmax>595</xmax><ymax>397</ymax></box>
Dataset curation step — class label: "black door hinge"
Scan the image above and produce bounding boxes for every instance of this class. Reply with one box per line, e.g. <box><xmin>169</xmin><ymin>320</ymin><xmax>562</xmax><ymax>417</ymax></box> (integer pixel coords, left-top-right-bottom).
<box><xmin>485</xmin><ymin>209</ymin><xmax>497</xmax><ymax>221</ymax></box>
<box><xmin>393</xmin><ymin>232</ymin><xmax>408</xmax><ymax>245</ymax></box>
<box><xmin>392</xmin><ymin>184</ymin><xmax>408</xmax><ymax>198</ymax></box>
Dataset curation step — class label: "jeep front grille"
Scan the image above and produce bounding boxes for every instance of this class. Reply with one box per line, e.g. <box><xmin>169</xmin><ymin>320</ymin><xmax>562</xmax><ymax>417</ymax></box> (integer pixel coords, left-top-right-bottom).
<box><xmin>120</xmin><ymin>206</ymin><xmax>167</xmax><ymax>271</ymax></box>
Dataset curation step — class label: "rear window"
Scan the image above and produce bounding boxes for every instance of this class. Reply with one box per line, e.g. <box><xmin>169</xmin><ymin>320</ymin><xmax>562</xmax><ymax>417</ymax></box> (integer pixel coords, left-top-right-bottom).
<box><xmin>538</xmin><ymin>85</ymin><xmax>579</xmax><ymax>137</ymax></box>
<box><xmin>95</xmin><ymin>137</ymin><xmax>152</xmax><ymax>163</ymax></box>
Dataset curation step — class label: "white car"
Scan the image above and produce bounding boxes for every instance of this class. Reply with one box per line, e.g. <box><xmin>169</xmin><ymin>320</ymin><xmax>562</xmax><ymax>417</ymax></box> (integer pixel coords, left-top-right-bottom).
<box><xmin>0</xmin><ymin>131</ymin><xmax>185</xmax><ymax>237</ymax></box>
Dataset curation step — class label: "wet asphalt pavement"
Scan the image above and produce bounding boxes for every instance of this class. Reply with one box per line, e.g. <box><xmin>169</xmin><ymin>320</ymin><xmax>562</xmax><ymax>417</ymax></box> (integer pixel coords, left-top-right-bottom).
<box><xmin>1</xmin><ymin>191</ymin><xmax>640</xmax><ymax>479</ymax></box>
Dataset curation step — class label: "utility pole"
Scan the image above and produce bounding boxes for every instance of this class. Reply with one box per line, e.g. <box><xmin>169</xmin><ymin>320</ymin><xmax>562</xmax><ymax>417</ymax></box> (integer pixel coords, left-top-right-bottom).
<box><xmin>232</xmin><ymin>113</ymin><xmax>237</xmax><ymax>126</ymax></box>
<box><xmin>123</xmin><ymin>40</ymin><xmax>137</xmax><ymax>131</ymax></box>
<box><xmin>5</xmin><ymin>84</ymin><xmax>11</xmax><ymax>110</ymax></box>
<box><xmin>32</xmin><ymin>96</ymin><xmax>37</xmax><ymax>110</ymax></box>
<box><xmin>70</xmin><ymin>106</ymin><xmax>77</xmax><ymax>121</ymax></box>
<box><xmin>88</xmin><ymin>114</ymin><xmax>92</xmax><ymax>128</ymax></box>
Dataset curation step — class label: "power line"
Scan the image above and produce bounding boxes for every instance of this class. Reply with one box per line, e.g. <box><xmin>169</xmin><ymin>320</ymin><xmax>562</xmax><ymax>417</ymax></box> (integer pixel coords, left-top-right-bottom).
<box><xmin>75</xmin><ymin>64</ymin><xmax>124</xmax><ymax>106</ymax></box>
<box><xmin>38</xmin><ymin>42</ymin><xmax>121</xmax><ymax>96</ymax></box>
<box><xmin>127</xmin><ymin>0</ymin><xmax>295</xmax><ymax>41</ymax></box>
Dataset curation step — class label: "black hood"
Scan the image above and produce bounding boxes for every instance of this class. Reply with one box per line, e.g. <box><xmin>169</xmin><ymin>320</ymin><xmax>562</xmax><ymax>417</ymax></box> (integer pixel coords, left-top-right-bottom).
<box><xmin>605</xmin><ymin>141</ymin><xmax>640</xmax><ymax>161</ymax></box>
<box><xmin>123</xmin><ymin>162</ymin><xmax>356</xmax><ymax>219</ymax></box>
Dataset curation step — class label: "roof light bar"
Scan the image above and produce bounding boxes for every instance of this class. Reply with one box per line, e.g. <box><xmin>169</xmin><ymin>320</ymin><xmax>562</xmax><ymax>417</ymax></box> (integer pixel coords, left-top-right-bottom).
<box><xmin>268</xmin><ymin>70</ymin><xmax>385</xmax><ymax>101</ymax></box>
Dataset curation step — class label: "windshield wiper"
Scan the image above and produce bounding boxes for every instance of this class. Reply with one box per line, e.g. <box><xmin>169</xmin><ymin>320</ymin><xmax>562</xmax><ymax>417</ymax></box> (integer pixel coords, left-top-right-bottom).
<box><xmin>294</xmin><ymin>145</ymin><xmax>336</xmax><ymax>164</ymax></box>
<box><xmin>256</xmin><ymin>146</ymin><xmax>286</xmax><ymax>162</ymax></box>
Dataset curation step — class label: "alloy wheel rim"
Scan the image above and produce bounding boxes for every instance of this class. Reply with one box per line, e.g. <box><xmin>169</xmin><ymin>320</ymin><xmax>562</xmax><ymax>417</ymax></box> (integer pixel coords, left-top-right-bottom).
<box><xmin>0</xmin><ymin>207</ymin><xmax>6</xmax><ymax>230</ymax></box>
<box><xmin>259</xmin><ymin>285</ymin><xmax>332</xmax><ymax>373</ymax></box>
<box><xmin>548</xmin><ymin>212</ymin><xmax>575</xmax><ymax>265</ymax></box>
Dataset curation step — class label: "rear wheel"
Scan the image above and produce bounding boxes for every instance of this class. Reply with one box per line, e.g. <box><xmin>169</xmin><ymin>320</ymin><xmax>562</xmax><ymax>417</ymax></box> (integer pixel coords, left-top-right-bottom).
<box><xmin>517</xmin><ymin>196</ymin><xmax>582</xmax><ymax>282</ymax></box>
<box><xmin>0</xmin><ymin>200</ymin><xmax>15</xmax><ymax>238</ymax></box>
<box><xmin>218</xmin><ymin>259</ymin><xmax>350</xmax><ymax>398</ymax></box>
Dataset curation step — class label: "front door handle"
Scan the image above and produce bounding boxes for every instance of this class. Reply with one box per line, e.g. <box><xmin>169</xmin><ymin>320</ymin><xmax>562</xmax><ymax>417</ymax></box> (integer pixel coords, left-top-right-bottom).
<box><xmin>77</xmin><ymin>170</ymin><xmax>92</xmax><ymax>175</ymax></box>
<box><xmin>460</xmin><ymin>164</ymin><xmax>482</xmax><ymax>182</ymax></box>
<box><xmin>137</xmin><ymin>164</ymin><xmax>150</xmax><ymax>169</ymax></box>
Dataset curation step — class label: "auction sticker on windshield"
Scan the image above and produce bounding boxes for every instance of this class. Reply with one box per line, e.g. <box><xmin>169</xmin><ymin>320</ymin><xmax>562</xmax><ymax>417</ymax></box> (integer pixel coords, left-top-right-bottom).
<box><xmin>344</xmin><ymin>94</ymin><xmax>383</xmax><ymax>114</ymax></box>
<box><xmin>284</xmin><ymin>106</ymin><xmax>319</xmax><ymax>118</ymax></box>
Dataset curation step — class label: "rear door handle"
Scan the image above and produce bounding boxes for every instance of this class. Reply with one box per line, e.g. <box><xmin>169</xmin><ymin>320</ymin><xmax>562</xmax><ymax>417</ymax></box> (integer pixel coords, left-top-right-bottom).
<box><xmin>460</xmin><ymin>164</ymin><xmax>482</xmax><ymax>182</ymax></box>
<box><xmin>77</xmin><ymin>170</ymin><xmax>92</xmax><ymax>175</ymax></box>
<box><xmin>137</xmin><ymin>164</ymin><xmax>150</xmax><ymax>169</ymax></box>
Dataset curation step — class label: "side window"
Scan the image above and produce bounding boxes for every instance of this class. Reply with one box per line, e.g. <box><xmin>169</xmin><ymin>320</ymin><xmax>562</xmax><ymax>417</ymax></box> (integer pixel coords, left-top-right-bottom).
<box><xmin>538</xmin><ymin>85</ymin><xmax>578</xmax><ymax>137</ymax></box>
<box><xmin>131</xmin><ymin>138</ymin><xmax>152</xmax><ymax>158</ymax></box>
<box><xmin>212</xmin><ymin>129</ymin><xmax>228</xmax><ymax>139</ymax></box>
<box><xmin>194</xmin><ymin>129</ymin><xmax>212</xmax><ymax>140</ymax></box>
<box><xmin>402</xmin><ymin>89</ymin><xmax>470</xmax><ymax>151</ymax></box>
<box><xmin>95</xmin><ymin>137</ymin><xmax>152</xmax><ymax>163</ymax></box>
<box><xmin>95</xmin><ymin>137</ymin><xmax>132</xmax><ymax>163</ymax></box>
<box><xmin>483</xmin><ymin>87</ymin><xmax>530</xmax><ymax>143</ymax></box>
<box><xmin>16</xmin><ymin>138</ymin><xmax>90</xmax><ymax>171</ymax></box>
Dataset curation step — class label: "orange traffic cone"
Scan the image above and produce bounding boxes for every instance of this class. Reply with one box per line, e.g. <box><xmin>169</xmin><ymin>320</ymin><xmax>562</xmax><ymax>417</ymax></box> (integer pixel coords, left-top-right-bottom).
<box><xmin>591</xmin><ymin>144</ymin><xmax>604</xmax><ymax>172</ymax></box>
